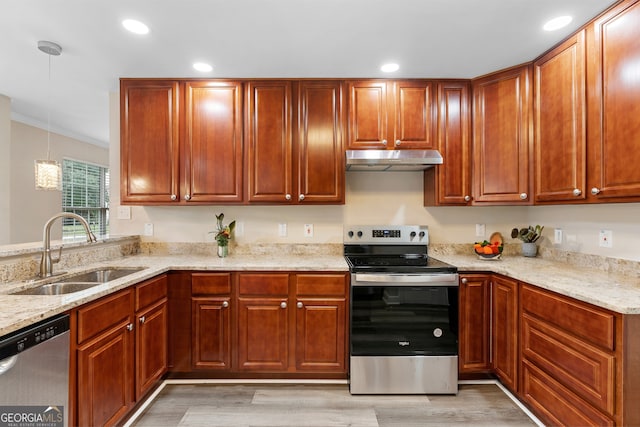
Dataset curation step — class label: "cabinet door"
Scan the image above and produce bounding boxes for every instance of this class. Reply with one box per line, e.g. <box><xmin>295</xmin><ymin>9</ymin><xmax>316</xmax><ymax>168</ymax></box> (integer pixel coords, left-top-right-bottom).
<box><xmin>295</xmin><ymin>298</ymin><xmax>346</xmax><ymax>372</ymax></box>
<box><xmin>120</xmin><ymin>80</ymin><xmax>180</xmax><ymax>204</ymax></box>
<box><xmin>296</xmin><ymin>81</ymin><xmax>345</xmax><ymax>204</ymax></box>
<box><xmin>458</xmin><ymin>274</ymin><xmax>491</xmax><ymax>374</ymax></box>
<box><xmin>192</xmin><ymin>297</ymin><xmax>232</xmax><ymax>370</ymax></box>
<box><xmin>424</xmin><ymin>81</ymin><xmax>472</xmax><ymax>205</ymax></box>
<box><xmin>77</xmin><ymin>323</ymin><xmax>134</xmax><ymax>427</ymax></box>
<box><xmin>492</xmin><ymin>275</ymin><xmax>519</xmax><ymax>392</ymax></box>
<box><xmin>587</xmin><ymin>1</ymin><xmax>640</xmax><ymax>200</ymax></box>
<box><xmin>534</xmin><ymin>31</ymin><xmax>587</xmax><ymax>203</ymax></box>
<box><xmin>136</xmin><ymin>299</ymin><xmax>168</xmax><ymax>399</ymax></box>
<box><xmin>246</xmin><ymin>81</ymin><xmax>293</xmax><ymax>202</ymax></box>
<box><xmin>237</xmin><ymin>297</ymin><xmax>289</xmax><ymax>371</ymax></box>
<box><xmin>347</xmin><ymin>81</ymin><xmax>389</xmax><ymax>149</ymax></box>
<box><xmin>184</xmin><ymin>81</ymin><xmax>244</xmax><ymax>203</ymax></box>
<box><xmin>393</xmin><ymin>80</ymin><xmax>436</xmax><ymax>149</ymax></box>
<box><xmin>472</xmin><ymin>66</ymin><xmax>532</xmax><ymax>204</ymax></box>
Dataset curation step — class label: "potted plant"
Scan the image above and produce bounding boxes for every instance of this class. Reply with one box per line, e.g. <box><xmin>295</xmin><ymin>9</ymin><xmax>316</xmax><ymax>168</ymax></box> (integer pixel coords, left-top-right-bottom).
<box><xmin>212</xmin><ymin>213</ymin><xmax>236</xmax><ymax>258</ymax></box>
<box><xmin>511</xmin><ymin>225</ymin><xmax>543</xmax><ymax>257</ymax></box>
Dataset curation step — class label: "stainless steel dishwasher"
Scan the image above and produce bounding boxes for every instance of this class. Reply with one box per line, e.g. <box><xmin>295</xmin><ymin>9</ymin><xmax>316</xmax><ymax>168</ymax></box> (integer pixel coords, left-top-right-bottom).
<box><xmin>0</xmin><ymin>314</ymin><xmax>70</xmax><ymax>427</ymax></box>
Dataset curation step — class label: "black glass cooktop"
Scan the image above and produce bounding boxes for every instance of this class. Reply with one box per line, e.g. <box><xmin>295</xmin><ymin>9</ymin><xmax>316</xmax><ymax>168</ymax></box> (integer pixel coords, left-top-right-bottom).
<box><xmin>344</xmin><ymin>244</ymin><xmax>457</xmax><ymax>274</ymax></box>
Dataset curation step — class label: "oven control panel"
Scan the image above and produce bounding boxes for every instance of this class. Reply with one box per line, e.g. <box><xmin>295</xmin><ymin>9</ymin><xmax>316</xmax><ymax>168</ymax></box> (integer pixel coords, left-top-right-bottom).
<box><xmin>344</xmin><ymin>225</ymin><xmax>429</xmax><ymax>245</ymax></box>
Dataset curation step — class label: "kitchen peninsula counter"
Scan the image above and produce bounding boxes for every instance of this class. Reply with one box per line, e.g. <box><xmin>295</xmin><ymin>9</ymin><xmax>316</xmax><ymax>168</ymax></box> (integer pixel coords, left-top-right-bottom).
<box><xmin>2</xmin><ymin>246</ymin><xmax>640</xmax><ymax>337</ymax></box>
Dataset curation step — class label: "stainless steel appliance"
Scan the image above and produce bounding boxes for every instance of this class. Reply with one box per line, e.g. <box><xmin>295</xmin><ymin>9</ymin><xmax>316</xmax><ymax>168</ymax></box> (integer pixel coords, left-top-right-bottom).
<box><xmin>344</xmin><ymin>225</ymin><xmax>459</xmax><ymax>394</ymax></box>
<box><xmin>0</xmin><ymin>314</ymin><xmax>70</xmax><ymax>427</ymax></box>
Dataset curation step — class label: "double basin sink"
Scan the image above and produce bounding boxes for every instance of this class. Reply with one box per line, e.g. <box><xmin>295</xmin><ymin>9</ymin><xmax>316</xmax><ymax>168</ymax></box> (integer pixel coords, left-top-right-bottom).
<box><xmin>13</xmin><ymin>267</ymin><xmax>146</xmax><ymax>295</ymax></box>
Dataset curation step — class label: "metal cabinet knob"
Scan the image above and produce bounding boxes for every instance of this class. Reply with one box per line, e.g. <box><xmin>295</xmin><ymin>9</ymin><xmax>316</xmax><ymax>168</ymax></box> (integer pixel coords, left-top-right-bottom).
<box><xmin>126</xmin><ymin>323</ymin><xmax>134</xmax><ymax>331</ymax></box>
<box><xmin>591</xmin><ymin>187</ymin><xmax>601</xmax><ymax>195</ymax></box>
<box><xmin>573</xmin><ymin>188</ymin><xmax>582</xmax><ymax>197</ymax></box>
<box><xmin>461</xmin><ymin>278</ymin><xmax>468</xmax><ymax>284</ymax></box>
<box><xmin>170</xmin><ymin>194</ymin><xmax>177</xmax><ymax>201</ymax></box>
<box><xmin>298</xmin><ymin>194</ymin><xmax>305</xmax><ymax>201</ymax></box>
<box><xmin>464</xmin><ymin>195</ymin><xmax>471</xmax><ymax>202</ymax></box>
<box><xmin>285</xmin><ymin>194</ymin><xmax>292</xmax><ymax>201</ymax></box>
<box><xmin>139</xmin><ymin>316</ymin><xmax>145</xmax><ymax>324</ymax></box>
<box><xmin>395</xmin><ymin>140</ymin><xmax>401</xmax><ymax>147</ymax></box>
<box><xmin>382</xmin><ymin>139</ymin><xmax>388</xmax><ymax>146</ymax></box>
<box><xmin>519</xmin><ymin>193</ymin><xmax>528</xmax><ymax>200</ymax></box>
<box><xmin>184</xmin><ymin>194</ymin><xmax>191</xmax><ymax>201</ymax></box>
<box><xmin>297</xmin><ymin>302</ymin><xmax>303</xmax><ymax>309</ymax></box>
<box><xmin>280</xmin><ymin>301</ymin><xmax>287</xmax><ymax>309</ymax></box>
<box><xmin>222</xmin><ymin>301</ymin><xmax>229</xmax><ymax>308</ymax></box>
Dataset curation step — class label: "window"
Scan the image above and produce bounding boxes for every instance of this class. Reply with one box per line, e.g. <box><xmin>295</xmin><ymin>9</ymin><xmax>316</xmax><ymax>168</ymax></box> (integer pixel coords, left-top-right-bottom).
<box><xmin>62</xmin><ymin>159</ymin><xmax>109</xmax><ymax>240</ymax></box>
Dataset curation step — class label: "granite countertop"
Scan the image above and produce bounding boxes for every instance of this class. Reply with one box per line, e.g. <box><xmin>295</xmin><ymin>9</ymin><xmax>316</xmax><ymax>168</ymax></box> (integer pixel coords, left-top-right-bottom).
<box><xmin>2</xmin><ymin>249</ymin><xmax>640</xmax><ymax>338</ymax></box>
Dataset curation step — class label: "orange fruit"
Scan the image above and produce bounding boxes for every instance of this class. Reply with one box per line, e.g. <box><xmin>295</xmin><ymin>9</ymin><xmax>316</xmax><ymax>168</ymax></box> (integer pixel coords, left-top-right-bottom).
<box><xmin>483</xmin><ymin>246</ymin><xmax>494</xmax><ymax>255</ymax></box>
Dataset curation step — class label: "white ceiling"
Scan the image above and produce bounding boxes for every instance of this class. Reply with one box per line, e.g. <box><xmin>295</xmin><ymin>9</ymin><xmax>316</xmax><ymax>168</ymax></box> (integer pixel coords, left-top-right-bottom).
<box><xmin>0</xmin><ymin>0</ymin><xmax>618</xmax><ymax>147</ymax></box>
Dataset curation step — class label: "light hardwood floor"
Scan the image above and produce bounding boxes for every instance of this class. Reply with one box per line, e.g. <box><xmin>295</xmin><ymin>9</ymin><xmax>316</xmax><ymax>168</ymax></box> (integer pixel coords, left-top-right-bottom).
<box><xmin>129</xmin><ymin>383</ymin><xmax>539</xmax><ymax>427</ymax></box>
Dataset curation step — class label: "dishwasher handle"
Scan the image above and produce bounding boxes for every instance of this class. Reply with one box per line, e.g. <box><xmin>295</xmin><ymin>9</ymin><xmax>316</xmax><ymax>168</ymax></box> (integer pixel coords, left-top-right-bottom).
<box><xmin>352</xmin><ymin>273</ymin><xmax>459</xmax><ymax>286</ymax></box>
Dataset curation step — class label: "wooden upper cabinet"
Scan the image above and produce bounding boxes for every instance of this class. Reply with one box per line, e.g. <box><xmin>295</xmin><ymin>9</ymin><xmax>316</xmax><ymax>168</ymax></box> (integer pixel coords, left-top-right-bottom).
<box><xmin>245</xmin><ymin>81</ymin><xmax>294</xmax><ymax>203</ymax></box>
<box><xmin>472</xmin><ymin>65</ymin><xmax>533</xmax><ymax>204</ymax></box>
<box><xmin>424</xmin><ymin>81</ymin><xmax>472</xmax><ymax>206</ymax></box>
<box><xmin>534</xmin><ymin>31</ymin><xmax>587</xmax><ymax>203</ymax></box>
<box><xmin>246</xmin><ymin>80</ymin><xmax>345</xmax><ymax>204</ymax></box>
<box><xmin>586</xmin><ymin>0</ymin><xmax>640</xmax><ymax>201</ymax></box>
<box><xmin>296</xmin><ymin>81</ymin><xmax>345</xmax><ymax>204</ymax></box>
<box><xmin>120</xmin><ymin>80</ymin><xmax>180</xmax><ymax>204</ymax></box>
<box><xmin>347</xmin><ymin>80</ymin><xmax>435</xmax><ymax>149</ymax></box>
<box><xmin>184</xmin><ymin>81</ymin><xmax>243</xmax><ymax>203</ymax></box>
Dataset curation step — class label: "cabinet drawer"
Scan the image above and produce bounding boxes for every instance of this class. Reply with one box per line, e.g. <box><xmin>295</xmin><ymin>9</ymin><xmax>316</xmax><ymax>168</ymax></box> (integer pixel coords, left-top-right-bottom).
<box><xmin>135</xmin><ymin>274</ymin><xmax>167</xmax><ymax>311</ymax></box>
<box><xmin>238</xmin><ymin>273</ymin><xmax>289</xmax><ymax>296</ymax></box>
<box><xmin>192</xmin><ymin>273</ymin><xmax>232</xmax><ymax>295</ymax></box>
<box><xmin>522</xmin><ymin>314</ymin><xmax>615</xmax><ymax>415</ymax></box>
<box><xmin>522</xmin><ymin>360</ymin><xmax>614</xmax><ymax>427</ymax></box>
<box><xmin>77</xmin><ymin>289</ymin><xmax>133</xmax><ymax>344</ymax></box>
<box><xmin>295</xmin><ymin>274</ymin><xmax>347</xmax><ymax>297</ymax></box>
<box><xmin>521</xmin><ymin>284</ymin><xmax>615</xmax><ymax>350</ymax></box>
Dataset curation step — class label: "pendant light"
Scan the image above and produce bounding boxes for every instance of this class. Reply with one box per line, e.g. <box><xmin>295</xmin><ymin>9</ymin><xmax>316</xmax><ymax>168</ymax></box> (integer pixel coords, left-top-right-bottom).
<box><xmin>34</xmin><ymin>40</ymin><xmax>63</xmax><ymax>191</ymax></box>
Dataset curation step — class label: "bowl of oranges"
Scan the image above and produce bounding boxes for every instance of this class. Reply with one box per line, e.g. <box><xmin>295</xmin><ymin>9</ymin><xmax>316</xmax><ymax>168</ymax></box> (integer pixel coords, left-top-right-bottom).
<box><xmin>474</xmin><ymin>232</ymin><xmax>503</xmax><ymax>260</ymax></box>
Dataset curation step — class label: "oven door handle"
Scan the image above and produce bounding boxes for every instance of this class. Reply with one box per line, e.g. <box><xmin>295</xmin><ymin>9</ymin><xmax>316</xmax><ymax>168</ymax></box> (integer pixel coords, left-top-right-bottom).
<box><xmin>352</xmin><ymin>273</ymin><xmax>458</xmax><ymax>286</ymax></box>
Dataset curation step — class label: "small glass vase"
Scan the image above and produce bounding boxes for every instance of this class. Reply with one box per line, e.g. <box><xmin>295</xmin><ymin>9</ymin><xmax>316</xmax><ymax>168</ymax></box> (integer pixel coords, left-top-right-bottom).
<box><xmin>217</xmin><ymin>244</ymin><xmax>228</xmax><ymax>258</ymax></box>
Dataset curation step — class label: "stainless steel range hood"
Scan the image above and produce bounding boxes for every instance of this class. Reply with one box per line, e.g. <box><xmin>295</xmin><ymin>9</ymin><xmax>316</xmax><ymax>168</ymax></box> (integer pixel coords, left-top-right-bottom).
<box><xmin>346</xmin><ymin>149</ymin><xmax>443</xmax><ymax>171</ymax></box>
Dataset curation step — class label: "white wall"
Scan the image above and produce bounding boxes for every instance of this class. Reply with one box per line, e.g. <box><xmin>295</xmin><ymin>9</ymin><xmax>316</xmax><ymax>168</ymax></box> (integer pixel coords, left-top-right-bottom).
<box><xmin>108</xmin><ymin>92</ymin><xmax>640</xmax><ymax>262</ymax></box>
<box><xmin>0</xmin><ymin>95</ymin><xmax>10</xmax><ymax>244</ymax></box>
<box><xmin>10</xmin><ymin>121</ymin><xmax>109</xmax><ymax>243</ymax></box>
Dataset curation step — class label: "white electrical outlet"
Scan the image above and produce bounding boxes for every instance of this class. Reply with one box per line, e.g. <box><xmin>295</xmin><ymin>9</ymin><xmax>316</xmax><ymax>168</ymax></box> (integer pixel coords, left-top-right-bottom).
<box><xmin>599</xmin><ymin>229</ymin><xmax>613</xmax><ymax>248</ymax></box>
<box><xmin>117</xmin><ymin>206</ymin><xmax>131</xmax><ymax>220</ymax></box>
<box><xmin>475</xmin><ymin>224</ymin><xmax>485</xmax><ymax>237</ymax></box>
<box><xmin>278</xmin><ymin>223</ymin><xmax>287</xmax><ymax>237</ymax></box>
<box><xmin>554</xmin><ymin>228</ymin><xmax>563</xmax><ymax>244</ymax></box>
<box><xmin>304</xmin><ymin>224</ymin><xmax>314</xmax><ymax>237</ymax></box>
<box><xmin>235</xmin><ymin>222</ymin><xmax>244</xmax><ymax>237</ymax></box>
<box><xmin>144</xmin><ymin>223</ymin><xmax>153</xmax><ymax>236</ymax></box>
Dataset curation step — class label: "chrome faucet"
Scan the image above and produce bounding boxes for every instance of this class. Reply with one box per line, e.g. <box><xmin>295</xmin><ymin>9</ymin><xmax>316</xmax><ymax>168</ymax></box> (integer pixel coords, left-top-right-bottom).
<box><xmin>40</xmin><ymin>212</ymin><xmax>98</xmax><ymax>277</ymax></box>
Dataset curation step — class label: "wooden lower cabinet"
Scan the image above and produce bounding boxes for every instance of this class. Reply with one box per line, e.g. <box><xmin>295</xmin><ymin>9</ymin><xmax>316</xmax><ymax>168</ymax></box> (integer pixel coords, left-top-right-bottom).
<box><xmin>458</xmin><ymin>274</ymin><xmax>491</xmax><ymax>374</ymax></box>
<box><xmin>492</xmin><ymin>275</ymin><xmax>519</xmax><ymax>392</ymax></box>
<box><xmin>74</xmin><ymin>275</ymin><xmax>167</xmax><ymax>427</ymax></box>
<box><xmin>189</xmin><ymin>271</ymin><xmax>348</xmax><ymax>375</ymax></box>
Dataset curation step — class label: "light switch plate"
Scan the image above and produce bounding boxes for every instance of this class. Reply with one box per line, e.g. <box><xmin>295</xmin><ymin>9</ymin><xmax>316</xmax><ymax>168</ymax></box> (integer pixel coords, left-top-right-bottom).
<box><xmin>599</xmin><ymin>229</ymin><xmax>612</xmax><ymax>248</ymax></box>
<box><xmin>117</xmin><ymin>206</ymin><xmax>131</xmax><ymax>220</ymax></box>
<box><xmin>304</xmin><ymin>224</ymin><xmax>313</xmax><ymax>237</ymax></box>
<box><xmin>144</xmin><ymin>223</ymin><xmax>153</xmax><ymax>236</ymax></box>
<box><xmin>554</xmin><ymin>228</ymin><xmax>563</xmax><ymax>244</ymax></box>
<box><xmin>475</xmin><ymin>224</ymin><xmax>485</xmax><ymax>237</ymax></box>
<box><xmin>278</xmin><ymin>223</ymin><xmax>287</xmax><ymax>237</ymax></box>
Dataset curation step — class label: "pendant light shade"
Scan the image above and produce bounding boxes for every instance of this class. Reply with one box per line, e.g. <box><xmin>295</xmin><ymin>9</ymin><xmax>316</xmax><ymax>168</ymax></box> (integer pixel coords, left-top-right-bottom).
<box><xmin>35</xmin><ymin>159</ymin><xmax>62</xmax><ymax>191</ymax></box>
<box><xmin>34</xmin><ymin>40</ymin><xmax>63</xmax><ymax>191</ymax></box>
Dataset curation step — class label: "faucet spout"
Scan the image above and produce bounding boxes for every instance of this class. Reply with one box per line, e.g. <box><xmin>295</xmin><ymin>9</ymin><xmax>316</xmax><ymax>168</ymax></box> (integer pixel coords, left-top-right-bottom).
<box><xmin>40</xmin><ymin>212</ymin><xmax>98</xmax><ymax>278</ymax></box>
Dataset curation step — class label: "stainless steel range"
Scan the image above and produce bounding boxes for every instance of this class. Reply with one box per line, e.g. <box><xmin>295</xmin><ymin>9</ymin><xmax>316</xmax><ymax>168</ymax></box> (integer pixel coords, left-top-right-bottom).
<box><xmin>344</xmin><ymin>225</ymin><xmax>459</xmax><ymax>395</ymax></box>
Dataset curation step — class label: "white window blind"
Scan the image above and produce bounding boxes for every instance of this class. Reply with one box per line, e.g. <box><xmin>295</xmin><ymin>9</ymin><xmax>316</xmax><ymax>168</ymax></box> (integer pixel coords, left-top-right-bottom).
<box><xmin>62</xmin><ymin>159</ymin><xmax>109</xmax><ymax>240</ymax></box>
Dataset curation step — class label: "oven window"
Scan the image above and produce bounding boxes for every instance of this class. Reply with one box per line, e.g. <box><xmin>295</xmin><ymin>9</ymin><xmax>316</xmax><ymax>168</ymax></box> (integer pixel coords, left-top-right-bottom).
<box><xmin>351</xmin><ymin>286</ymin><xmax>458</xmax><ymax>356</ymax></box>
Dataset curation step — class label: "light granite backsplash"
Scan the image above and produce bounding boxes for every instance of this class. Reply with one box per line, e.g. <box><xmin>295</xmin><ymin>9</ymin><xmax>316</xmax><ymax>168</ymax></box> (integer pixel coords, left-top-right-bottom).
<box><xmin>429</xmin><ymin>243</ymin><xmax>640</xmax><ymax>279</ymax></box>
<box><xmin>138</xmin><ymin>242</ymin><xmax>343</xmax><ymax>257</ymax></box>
<box><xmin>0</xmin><ymin>237</ymin><xmax>141</xmax><ymax>284</ymax></box>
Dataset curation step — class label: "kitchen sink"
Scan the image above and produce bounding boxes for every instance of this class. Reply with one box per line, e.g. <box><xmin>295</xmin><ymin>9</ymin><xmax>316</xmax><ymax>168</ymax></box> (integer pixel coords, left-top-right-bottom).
<box><xmin>57</xmin><ymin>267</ymin><xmax>146</xmax><ymax>283</ymax></box>
<box><xmin>12</xmin><ymin>267</ymin><xmax>146</xmax><ymax>295</ymax></box>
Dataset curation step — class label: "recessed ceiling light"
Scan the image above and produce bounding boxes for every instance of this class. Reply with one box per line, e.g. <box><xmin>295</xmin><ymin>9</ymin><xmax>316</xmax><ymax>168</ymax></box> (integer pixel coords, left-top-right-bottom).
<box><xmin>543</xmin><ymin>16</ymin><xmax>573</xmax><ymax>31</ymax></box>
<box><xmin>381</xmin><ymin>63</ymin><xmax>400</xmax><ymax>73</ymax></box>
<box><xmin>122</xmin><ymin>19</ymin><xmax>149</xmax><ymax>35</ymax></box>
<box><xmin>193</xmin><ymin>62</ymin><xmax>213</xmax><ymax>72</ymax></box>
